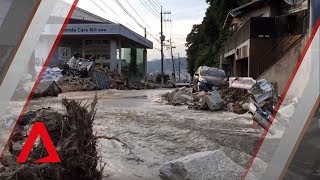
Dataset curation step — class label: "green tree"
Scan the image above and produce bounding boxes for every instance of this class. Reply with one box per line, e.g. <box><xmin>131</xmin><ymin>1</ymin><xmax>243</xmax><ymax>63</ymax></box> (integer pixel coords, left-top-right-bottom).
<box><xmin>186</xmin><ymin>0</ymin><xmax>251</xmax><ymax>75</ymax></box>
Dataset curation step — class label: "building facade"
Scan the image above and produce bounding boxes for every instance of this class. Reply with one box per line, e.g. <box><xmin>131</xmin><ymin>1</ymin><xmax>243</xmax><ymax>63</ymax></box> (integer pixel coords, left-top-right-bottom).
<box><xmin>222</xmin><ymin>0</ymin><xmax>308</xmax><ymax>79</ymax></box>
<box><xmin>37</xmin><ymin>2</ymin><xmax>153</xmax><ymax>80</ymax></box>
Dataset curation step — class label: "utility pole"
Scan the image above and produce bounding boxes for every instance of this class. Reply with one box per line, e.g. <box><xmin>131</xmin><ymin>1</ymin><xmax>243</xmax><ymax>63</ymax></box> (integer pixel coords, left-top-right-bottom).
<box><xmin>160</xmin><ymin>8</ymin><xmax>171</xmax><ymax>86</ymax></box>
<box><xmin>160</xmin><ymin>6</ymin><xmax>165</xmax><ymax>86</ymax></box>
<box><xmin>178</xmin><ymin>53</ymin><xmax>181</xmax><ymax>82</ymax></box>
<box><xmin>170</xmin><ymin>38</ymin><xmax>176</xmax><ymax>83</ymax></box>
<box><xmin>143</xmin><ymin>28</ymin><xmax>147</xmax><ymax>78</ymax></box>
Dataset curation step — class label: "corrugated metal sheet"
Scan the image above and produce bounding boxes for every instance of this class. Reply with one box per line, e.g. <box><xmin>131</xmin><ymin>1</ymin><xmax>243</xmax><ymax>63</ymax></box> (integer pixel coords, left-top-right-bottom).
<box><xmin>91</xmin><ymin>71</ymin><xmax>109</xmax><ymax>90</ymax></box>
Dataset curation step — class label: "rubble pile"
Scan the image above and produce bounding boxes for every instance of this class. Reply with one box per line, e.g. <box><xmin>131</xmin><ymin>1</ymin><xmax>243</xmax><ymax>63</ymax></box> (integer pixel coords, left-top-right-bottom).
<box><xmin>57</xmin><ymin>76</ymin><xmax>96</xmax><ymax>92</ymax></box>
<box><xmin>162</xmin><ymin>88</ymin><xmax>248</xmax><ymax>113</ymax></box>
<box><xmin>0</xmin><ymin>97</ymin><xmax>103</xmax><ymax>180</ymax></box>
<box><xmin>162</xmin><ymin>87</ymin><xmax>225</xmax><ymax>111</ymax></box>
<box><xmin>162</xmin><ymin>87</ymin><xmax>195</xmax><ymax>106</ymax></box>
<box><xmin>57</xmin><ymin>68</ymin><xmax>128</xmax><ymax>93</ymax></box>
<box><xmin>93</xmin><ymin>68</ymin><xmax>126</xmax><ymax>90</ymax></box>
<box><xmin>220</xmin><ymin>88</ymin><xmax>251</xmax><ymax>114</ymax></box>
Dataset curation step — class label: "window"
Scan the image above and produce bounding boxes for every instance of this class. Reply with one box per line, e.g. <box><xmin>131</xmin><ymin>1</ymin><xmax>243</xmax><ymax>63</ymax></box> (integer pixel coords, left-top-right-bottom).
<box><xmin>102</xmin><ymin>40</ymin><xmax>110</xmax><ymax>45</ymax></box>
<box><xmin>93</xmin><ymin>40</ymin><xmax>101</xmax><ymax>45</ymax></box>
<box><xmin>85</xmin><ymin>40</ymin><xmax>92</xmax><ymax>45</ymax></box>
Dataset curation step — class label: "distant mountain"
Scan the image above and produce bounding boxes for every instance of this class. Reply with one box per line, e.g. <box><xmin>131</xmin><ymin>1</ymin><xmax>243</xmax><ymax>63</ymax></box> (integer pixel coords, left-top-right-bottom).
<box><xmin>147</xmin><ymin>57</ymin><xmax>188</xmax><ymax>75</ymax></box>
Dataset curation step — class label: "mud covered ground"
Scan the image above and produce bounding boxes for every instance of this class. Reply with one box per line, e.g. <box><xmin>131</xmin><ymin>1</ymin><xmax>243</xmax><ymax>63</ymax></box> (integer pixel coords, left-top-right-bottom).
<box><xmin>5</xmin><ymin>89</ymin><xmax>265</xmax><ymax>180</ymax></box>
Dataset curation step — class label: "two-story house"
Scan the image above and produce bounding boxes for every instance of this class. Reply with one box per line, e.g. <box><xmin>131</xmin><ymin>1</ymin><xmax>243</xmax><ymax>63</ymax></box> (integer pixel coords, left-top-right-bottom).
<box><xmin>222</xmin><ymin>0</ymin><xmax>308</xmax><ymax>79</ymax></box>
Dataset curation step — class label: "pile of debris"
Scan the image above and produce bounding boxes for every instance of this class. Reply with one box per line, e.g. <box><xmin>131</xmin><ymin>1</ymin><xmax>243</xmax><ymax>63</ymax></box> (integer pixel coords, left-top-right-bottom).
<box><xmin>0</xmin><ymin>96</ymin><xmax>104</xmax><ymax>179</ymax></box>
<box><xmin>90</xmin><ymin>68</ymin><xmax>126</xmax><ymax>90</ymax></box>
<box><xmin>162</xmin><ymin>87</ymin><xmax>225</xmax><ymax>112</ymax></box>
<box><xmin>220</xmin><ymin>88</ymin><xmax>251</xmax><ymax>114</ymax></box>
<box><xmin>57</xmin><ymin>67</ymin><xmax>128</xmax><ymax>93</ymax></box>
<box><xmin>162</xmin><ymin>78</ymin><xmax>282</xmax><ymax>132</ymax></box>
<box><xmin>162</xmin><ymin>87</ymin><xmax>248</xmax><ymax>114</ymax></box>
<box><xmin>57</xmin><ymin>76</ymin><xmax>97</xmax><ymax>93</ymax></box>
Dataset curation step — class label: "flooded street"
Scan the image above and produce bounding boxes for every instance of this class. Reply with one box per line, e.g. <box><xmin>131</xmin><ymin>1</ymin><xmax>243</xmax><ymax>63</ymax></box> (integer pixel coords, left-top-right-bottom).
<box><xmin>24</xmin><ymin>89</ymin><xmax>263</xmax><ymax>179</ymax></box>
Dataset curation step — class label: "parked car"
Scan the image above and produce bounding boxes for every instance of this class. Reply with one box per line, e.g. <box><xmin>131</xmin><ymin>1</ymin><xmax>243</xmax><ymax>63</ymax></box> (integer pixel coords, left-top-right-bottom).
<box><xmin>192</xmin><ymin>66</ymin><xmax>228</xmax><ymax>92</ymax></box>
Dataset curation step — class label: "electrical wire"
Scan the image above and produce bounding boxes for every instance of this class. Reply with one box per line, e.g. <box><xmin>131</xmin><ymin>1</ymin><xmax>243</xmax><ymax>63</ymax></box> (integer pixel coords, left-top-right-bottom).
<box><xmin>139</xmin><ymin>0</ymin><xmax>160</xmax><ymax>18</ymax></box>
<box><xmin>92</xmin><ymin>0</ymin><xmax>139</xmax><ymax>32</ymax></box>
<box><xmin>98</xmin><ymin>0</ymin><xmax>120</xmax><ymax>18</ymax></box>
<box><xmin>154</xmin><ymin>0</ymin><xmax>162</xmax><ymax>7</ymax></box>
<box><xmin>90</xmin><ymin>0</ymin><xmax>162</xmax><ymax>52</ymax></box>
<box><xmin>150</xmin><ymin>0</ymin><xmax>162</xmax><ymax>9</ymax></box>
<box><xmin>89</xmin><ymin>0</ymin><xmax>119</xmax><ymax>24</ymax></box>
<box><xmin>121</xmin><ymin>0</ymin><xmax>161</xmax><ymax>45</ymax></box>
<box><xmin>147</xmin><ymin>32</ymin><xmax>161</xmax><ymax>43</ymax></box>
<box><xmin>147</xmin><ymin>0</ymin><xmax>161</xmax><ymax>13</ymax></box>
<box><xmin>112</xmin><ymin>0</ymin><xmax>161</xmax><ymax>46</ymax></box>
<box><xmin>113</xmin><ymin>0</ymin><xmax>145</xmax><ymax>29</ymax></box>
<box><xmin>143</xmin><ymin>0</ymin><xmax>160</xmax><ymax>14</ymax></box>
<box><xmin>123</xmin><ymin>0</ymin><xmax>151</xmax><ymax>29</ymax></box>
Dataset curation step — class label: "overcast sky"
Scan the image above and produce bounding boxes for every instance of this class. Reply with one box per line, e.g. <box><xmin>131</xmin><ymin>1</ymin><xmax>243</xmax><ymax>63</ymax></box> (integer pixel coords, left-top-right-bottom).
<box><xmin>77</xmin><ymin>0</ymin><xmax>208</xmax><ymax>61</ymax></box>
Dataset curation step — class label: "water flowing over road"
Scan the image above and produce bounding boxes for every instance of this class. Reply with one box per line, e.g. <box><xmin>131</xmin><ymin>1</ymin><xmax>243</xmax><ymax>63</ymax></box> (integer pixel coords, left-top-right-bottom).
<box><xmin>22</xmin><ymin>89</ymin><xmax>263</xmax><ymax>179</ymax></box>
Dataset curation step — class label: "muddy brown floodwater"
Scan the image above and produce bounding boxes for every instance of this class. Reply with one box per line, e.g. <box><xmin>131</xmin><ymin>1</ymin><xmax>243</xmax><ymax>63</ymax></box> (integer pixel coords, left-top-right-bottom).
<box><xmin>23</xmin><ymin>89</ymin><xmax>263</xmax><ymax>180</ymax></box>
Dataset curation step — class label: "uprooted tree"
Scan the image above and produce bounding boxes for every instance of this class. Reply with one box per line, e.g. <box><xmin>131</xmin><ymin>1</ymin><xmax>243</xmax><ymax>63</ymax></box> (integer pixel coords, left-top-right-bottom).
<box><xmin>0</xmin><ymin>95</ymin><xmax>105</xmax><ymax>180</ymax></box>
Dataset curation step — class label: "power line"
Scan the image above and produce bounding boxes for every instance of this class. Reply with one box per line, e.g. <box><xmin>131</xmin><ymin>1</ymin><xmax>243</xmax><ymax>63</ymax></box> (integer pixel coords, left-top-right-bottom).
<box><xmin>154</xmin><ymin>0</ymin><xmax>162</xmax><ymax>7</ymax></box>
<box><xmin>121</xmin><ymin>0</ymin><xmax>162</xmax><ymax>45</ymax></box>
<box><xmin>123</xmin><ymin>0</ymin><xmax>151</xmax><ymax>29</ymax></box>
<box><xmin>92</xmin><ymin>0</ymin><xmax>138</xmax><ymax>32</ymax></box>
<box><xmin>147</xmin><ymin>0</ymin><xmax>161</xmax><ymax>13</ymax></box>
<box><xmin>150</xmin><ymin>0</ymin><xmax>162</xmax><ymax>9</ymax></box>
<box><xmin>92</xmin><ymin>0</ymin><xmax>163</xmax><ymax>52</ymax></box>
<box><xmin>112</xmin><ymin>0</ymin><xmax>161</xmax><ymax>46</ymax></box>
<box><xmin>98</xmin><ymin>0</ymin><xmax>120</xmax><ymax>18</ymax></box>
<box><xmin>113</xmin><ymin>0</ymin><xmax>145</xmax><ymax>29</ymax></box>
<box><xmin>144</xmin><ymin>0</ymin><xmax>160</xmax><ymax>14</ymax></box>
<box><xmin>89</xmin><ymin>0</ymin><xmax>119</xmax><ymax>24</ymax></box>
<box><xmin>139</xmin><ymin>0</ymin><xmax>160</xmax><ymax>18</ymax></box>
<box><xmin>147</xmin><ymin>31</ymin><xmax>161</xmax><ymax>43</ymax></box>
<box><xmin>115</xmin><ymin>0</ymin><xmax>160</xmax><ymax>44</ymax></box>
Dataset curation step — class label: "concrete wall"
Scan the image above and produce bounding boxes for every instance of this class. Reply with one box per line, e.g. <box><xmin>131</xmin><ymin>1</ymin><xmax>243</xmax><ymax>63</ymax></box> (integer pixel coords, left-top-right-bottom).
<box><xmin>259</xmin><ymin>35</ymin><xmax>308</xmax><ymax>96</ymax></box>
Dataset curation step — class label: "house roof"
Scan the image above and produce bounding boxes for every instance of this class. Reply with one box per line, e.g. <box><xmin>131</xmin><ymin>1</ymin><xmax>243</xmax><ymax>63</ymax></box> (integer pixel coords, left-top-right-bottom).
<box><xmin>230</xmin><ymin>0</ymin><xmax>269</xmax><ymax>17</ymax></box>
<box><xmin>223</xmin><ymin>0</ymin><xmax>270</xmax><ymax>29</ymax></box>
